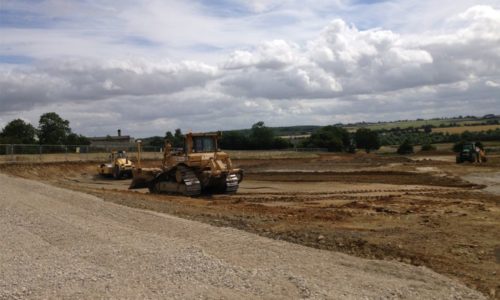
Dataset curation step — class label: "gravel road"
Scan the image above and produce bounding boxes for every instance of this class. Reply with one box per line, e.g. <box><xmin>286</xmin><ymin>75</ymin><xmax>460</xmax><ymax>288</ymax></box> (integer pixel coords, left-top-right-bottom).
<box><xmin>0</xmin><ymin>173</ymin><xmax>485</xmax><ymax>299</ymax></box>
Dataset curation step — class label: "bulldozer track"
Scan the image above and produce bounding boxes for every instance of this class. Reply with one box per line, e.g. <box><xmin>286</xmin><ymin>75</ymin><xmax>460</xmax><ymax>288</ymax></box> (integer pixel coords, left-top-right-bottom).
<box><xmin>147</xmin><ymin>166</ymin><xmax>239</xmax><ymax>196</ymax></box>
<box><xmin>169</xmin><ymin>165</ymin><xmax>201</xmax><ymax>197</ymax></box>
<box><xmin>175</xmin><ymin>165</ymin><xmax>202</xmax><ymax>196</ymax></box>
<box><xmin>148</xmin><ymin>165</ymin><xmax>202</xmax><ymax>196</ymax></box>
<box><xmin>224</xmin><ymin>173</ymin><xmax>239</xmax><ymax>194</ymax></box>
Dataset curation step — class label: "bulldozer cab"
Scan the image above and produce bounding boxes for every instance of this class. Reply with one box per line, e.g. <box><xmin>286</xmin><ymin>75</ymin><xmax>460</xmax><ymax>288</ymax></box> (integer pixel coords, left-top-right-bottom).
<box><xmin>185</xmin><ymin>132</ymin><xmax>220</xmax><ymax>154</ymax></box>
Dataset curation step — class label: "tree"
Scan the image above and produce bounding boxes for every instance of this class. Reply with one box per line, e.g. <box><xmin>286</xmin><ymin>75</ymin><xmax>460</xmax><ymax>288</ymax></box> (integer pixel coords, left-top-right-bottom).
<box><xmin>162</xmin><ymin>129</ymin><xmax>184</xmax><ymax>147</ymax></box>
<box><xmin>306</xmin><ymin>126</ymin><xmax>350</xmax><ymax>152</ymax></box>
<box><xmin>0</xmin><ymin>119</ymin><xmax>36</xmax><ymax>144</ymax></box>
<box><xmin>249</xmin><ymin>121</ymin><xmax>275</xmax><ymax>149</ymax></box>
<box><xmin>423</xmin><ymin>125</ymin><xmax>433</xmax><ymax>134</ymax></box>
<box><xmin>66</xmin><ymin>133</ymin><xmax>90</xmax><ymax>145</ymax></box>
<box><xmin>397</xmin><ymin>139</ymin><xmax>414</xmax><ymax>155</ymax></box>
<box><xmin>38</xmin><ymin>112</ymin><xmax>71</xmax><ymax>145</ymax></box>
<box><xmin>355</xmin><ymin>128</ymin><xmax>380</xmax><ymax>153</ymax></box>
<box><xmin>420</xmin><ymin>143</ymin><xmax>436</xmax><ymax>151</ymax></box>
<box><xmin>220</xmin><ymin>131</ymin><xmax>250</xmax><ymax>150</ymax></box>
<box><xmin>165</xmin><ymin>131</ymin><xmax>174</xmax><ymax>143</ymax></box>
<box><xmin>272</xmin><ymin>137</ymin><xmax>292</xmax><ymax>149</ymax></box>
<box><xmin>173</xmin><ymin>128</ymin><xmax>184</xmax><ymax>147</ymax></box>
<box><xmin>460</xmin><ymin>130</ymin><xmax>476</xmax><ymax>142</ymax></box>
<box><xmin>148</xmin><ymin>136</ymin><xmax>164</xmax><ymax>148</ymax></box>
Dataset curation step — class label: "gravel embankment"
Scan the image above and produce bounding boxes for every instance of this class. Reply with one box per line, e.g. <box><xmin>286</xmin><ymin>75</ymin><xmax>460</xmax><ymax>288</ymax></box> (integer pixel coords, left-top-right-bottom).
<box><xmin>0</xmin><ymin>173</ymin><xmax>485</xmax><ymax>299</ymax></box>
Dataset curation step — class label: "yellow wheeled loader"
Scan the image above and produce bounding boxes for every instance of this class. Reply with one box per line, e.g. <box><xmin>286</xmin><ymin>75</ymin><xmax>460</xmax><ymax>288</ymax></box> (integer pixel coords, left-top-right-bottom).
<box><xmin>129</xmin><ymin>132</ymin><xmax>243</xmax><ymax>196</ymax></box>
<box><xmin>98</xmin><ymin>150</ymin><xmax>135</xmax><ymax>179</ymax></box>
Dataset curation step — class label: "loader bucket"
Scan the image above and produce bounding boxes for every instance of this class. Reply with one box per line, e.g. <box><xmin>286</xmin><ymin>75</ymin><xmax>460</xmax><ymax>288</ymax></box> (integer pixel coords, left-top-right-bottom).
<box><xmin>129</xmin><ymin>168</ymin><xmax>161</xmax><ymax>189</ymax></box>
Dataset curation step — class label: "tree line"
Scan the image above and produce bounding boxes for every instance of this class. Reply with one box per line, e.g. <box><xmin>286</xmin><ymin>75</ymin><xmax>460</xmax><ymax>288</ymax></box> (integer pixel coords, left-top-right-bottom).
<box><xmin>216</xmin><ymin>121</ymin><xmax>498</xmax><ymax>154</ymax></box>
<box><xmin>378</xmin><ymin>128</ymin><xmax>500</xmax><ymax>147</ymax></box>
<box><xmin>0</xmin><ymin>112</ymin><xmax>90</xmax><ymax>145</ymax></box>
<box><xmin>144</xmin><ymin>121</ymin><xmax>379</xmax><ymax>152</ymax></box>
<box><xmin>219</xmin><ymin>122</ymin><xmax>381</xmax><ymax>153</ymax></box>
<box><xmin>221</xmin><ymin>122</ymin><xmax>292</xmax><ymax>150</ymax></box>
<box><xmin>146</xmin><ymin>122</ymin><xmax>295</xmax><ymax>150</ymax></box>
<box><xmin>9</xmin><ymin>114</ymin><xmax>494</xmax><ymax>154</ymax></box>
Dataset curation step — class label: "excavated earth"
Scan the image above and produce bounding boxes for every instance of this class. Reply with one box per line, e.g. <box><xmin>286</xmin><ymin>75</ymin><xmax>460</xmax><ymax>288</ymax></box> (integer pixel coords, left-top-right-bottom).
<box><xmin>1</xmin><ymin>152</ymin><xmax>499</xmax><ymax>298</ymax></box>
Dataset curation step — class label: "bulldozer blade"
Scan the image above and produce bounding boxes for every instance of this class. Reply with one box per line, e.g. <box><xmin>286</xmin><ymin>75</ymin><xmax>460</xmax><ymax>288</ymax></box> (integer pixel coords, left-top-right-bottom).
<box><xmin>129</xmin><ymin>168</ymin><xmax>161</xmax><ymax>189</ymax></box>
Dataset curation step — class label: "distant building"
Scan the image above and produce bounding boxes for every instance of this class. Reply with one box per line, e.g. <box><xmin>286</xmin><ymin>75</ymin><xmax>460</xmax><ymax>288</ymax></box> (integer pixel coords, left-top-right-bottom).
<box><xmin>483</xmin><ymin>114</ymin><xmax>497</xmax><ymax>119</ymax></box>
<box><xmin>88</xmin><ymin>129</ymin><xmax>135</xmax><ymax>149</ymax></box>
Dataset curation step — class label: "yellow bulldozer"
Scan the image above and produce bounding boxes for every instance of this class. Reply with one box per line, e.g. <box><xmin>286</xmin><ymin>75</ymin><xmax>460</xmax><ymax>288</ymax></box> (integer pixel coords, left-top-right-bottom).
<box><xmin>98</xmin><ymin>150</ymin><xmax>135</xmax><ymax>179</ymax></box>
<box><xmin>129</xmin><ymin>132</ymin><xmax>243</xmax><ymax>196</ymax></box>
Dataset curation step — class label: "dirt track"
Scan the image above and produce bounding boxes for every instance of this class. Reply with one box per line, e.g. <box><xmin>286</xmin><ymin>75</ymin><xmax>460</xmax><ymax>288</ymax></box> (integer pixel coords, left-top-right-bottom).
<box><xmin>0</xmin><ymin>173</ymin><xmax>485</xmax><ymax>299</ymax></box>
<box><xmin>1</xmin><ymin>152</ymin><xmax>499</xmax><ymax>298</ymax></box>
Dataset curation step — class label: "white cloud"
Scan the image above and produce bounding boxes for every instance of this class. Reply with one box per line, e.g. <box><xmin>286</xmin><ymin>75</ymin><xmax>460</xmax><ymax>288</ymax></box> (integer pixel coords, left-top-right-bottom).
<box><xmin>1</xmin><ymin>3</ymin><xmax>500</xmax><ymax>136</ymax></box>
<box><xmin>224</xmin><ymin>40</ymin><xmax>302</xmax><ymax>70</ymax></box>
<box><xmin>0</xmin><ymin>58</ymin><xmax>218</xmax><ymax>112</ymax></box>
<box><xmin>485</xmin><ymin>80</ymin><xmax>500</xmax><ymax>87</ymax></box>
<box><xmin>220</xmin><ymin>18</ymin><xmax>435</xmax><ymax>99</ymax></box>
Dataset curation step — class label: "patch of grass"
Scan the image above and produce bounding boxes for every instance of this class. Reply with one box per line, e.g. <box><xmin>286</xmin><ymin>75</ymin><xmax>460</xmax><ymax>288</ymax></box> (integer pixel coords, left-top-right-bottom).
<box><xmin>345</xmin><ymin>118</ymin><xmax>496</xmax><ymax>131</ymax></box>
<box><xmin>432</xmin><ymin>124</ymin><xmax>500</xmax><ymax>134</ymax></box>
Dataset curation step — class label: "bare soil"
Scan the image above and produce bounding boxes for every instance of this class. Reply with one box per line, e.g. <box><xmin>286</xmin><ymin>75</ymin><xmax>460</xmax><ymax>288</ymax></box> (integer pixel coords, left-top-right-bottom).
<box><xmin>1</xmin><ymin>152</ymin><xmax>499</xmax><ymax>298</ymax></box>
<box><xmin>0</xmin><ymin>173</ymin><xmax>484</xmax><ymax>299</ymax></box>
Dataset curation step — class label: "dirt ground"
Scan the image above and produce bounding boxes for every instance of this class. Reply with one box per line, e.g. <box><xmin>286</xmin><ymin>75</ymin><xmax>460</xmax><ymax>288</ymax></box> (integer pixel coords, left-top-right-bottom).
<box><xmin>1</xmin><ymin>173</ymin><xmax>484</xmax><ymax>299</ymax></box>
<box><xmin>1</xmin><ymin>152</ymin><xmax>499</xmax><ymax>298</ymax></box>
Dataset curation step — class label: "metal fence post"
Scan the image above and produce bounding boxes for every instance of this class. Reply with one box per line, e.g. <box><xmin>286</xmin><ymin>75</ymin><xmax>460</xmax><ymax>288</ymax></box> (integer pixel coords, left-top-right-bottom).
<box><xmin>10</xmin><ymin>144</ymin><xmax>14</xmax><ymax>162</ymax></box>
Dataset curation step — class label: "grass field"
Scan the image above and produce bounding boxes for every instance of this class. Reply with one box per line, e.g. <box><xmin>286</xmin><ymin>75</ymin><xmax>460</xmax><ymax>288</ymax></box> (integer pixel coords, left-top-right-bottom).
<box><xmin>345</xmin><ymin>119</ymin><xmax>467</xmax><ymax>131</ymax></box>
<box><xmin>432</xmin><ymin>124</ymin><xmax>500</xmax><ymax>134</ymax></box>
<box><xmin>344</xmin><ymin>117</ymin><xmax>496</xmax><ymax>131</ymax></box>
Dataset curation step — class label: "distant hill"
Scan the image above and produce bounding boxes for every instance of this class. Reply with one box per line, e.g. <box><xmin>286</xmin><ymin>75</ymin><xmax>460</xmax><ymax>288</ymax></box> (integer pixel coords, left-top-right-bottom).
<box><xmin>342</xmin><ymin>114</ymin><xmax>499</xmax><ymax>131</ymax></box>
<box><xmin>225</xmin><ymin>125</ymin><xmax>321</xmax><ymax>137</ymax></box>
<box><xmin>139</xmin><ymin>114</ymin><xmax>499</xmax><ymax>141</ymax></box>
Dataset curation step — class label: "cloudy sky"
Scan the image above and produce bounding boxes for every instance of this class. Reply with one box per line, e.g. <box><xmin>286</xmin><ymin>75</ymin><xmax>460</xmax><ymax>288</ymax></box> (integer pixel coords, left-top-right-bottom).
<box><xmin>1</xmin><ymin>0</ymin><xmax>499</xmax><ymax>137</ymax></box>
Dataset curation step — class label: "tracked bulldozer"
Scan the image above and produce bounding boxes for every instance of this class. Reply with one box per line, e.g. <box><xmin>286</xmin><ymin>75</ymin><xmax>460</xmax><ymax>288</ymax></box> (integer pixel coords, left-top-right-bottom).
<box><xmin>129</xmin><ymin>132</ymin><xmax>243</xmax><ymax>196</ymax></box>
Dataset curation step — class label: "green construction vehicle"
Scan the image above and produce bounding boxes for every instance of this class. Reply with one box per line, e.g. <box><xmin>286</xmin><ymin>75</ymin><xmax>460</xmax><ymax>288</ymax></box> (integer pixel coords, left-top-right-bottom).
<box><xmin>455</xmin><ymin>142</ymin><xmax>487</xmax><ymax>163</ymax></box>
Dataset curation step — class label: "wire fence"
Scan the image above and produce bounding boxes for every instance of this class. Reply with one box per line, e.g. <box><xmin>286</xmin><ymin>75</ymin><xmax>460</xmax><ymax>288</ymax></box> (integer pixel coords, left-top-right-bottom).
<box><xmin>294</xmin><ymin>148</ymin><xmax>328</xmax><ymax>152</ymax></box>
<box><xmin>0</xmin><ymin>144</ymin><xmax>332</xmax><ymax>164</ymax></box>
<box><xmin>0</xmin><ymin>144</ymin><xmax>164</xmax><ymax>163</ymax></box>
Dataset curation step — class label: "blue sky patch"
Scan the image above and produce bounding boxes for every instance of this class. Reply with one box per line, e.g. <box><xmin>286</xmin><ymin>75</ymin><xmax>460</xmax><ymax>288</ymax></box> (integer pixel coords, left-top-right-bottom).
<box><xmin>120</xmin><ymin>36</ymin><xmax>162</xmax><ymax>47</ymax></box>
<box><xmin>0</xmin><ymin>9</ymin><xmax>55</xmax><ymax>28</ymax></box>
<box><xmin>196</xmin><ymin>0</ymin><xmax>257</xmax><ymax>17</ymax></box>
<box><xmin>0</xmin><ymin>55</ymin><xmax>34</xmax><ymax>64</ymax></box>
<box><xmin>352</xmin><ymin>0</ymin><xmax>389</xmax><ymax>4</ymax></box>
<box><xmin>190</xmin><ymin>43</ymin><xmax>223</xmax><ymax>53</ymax></box>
